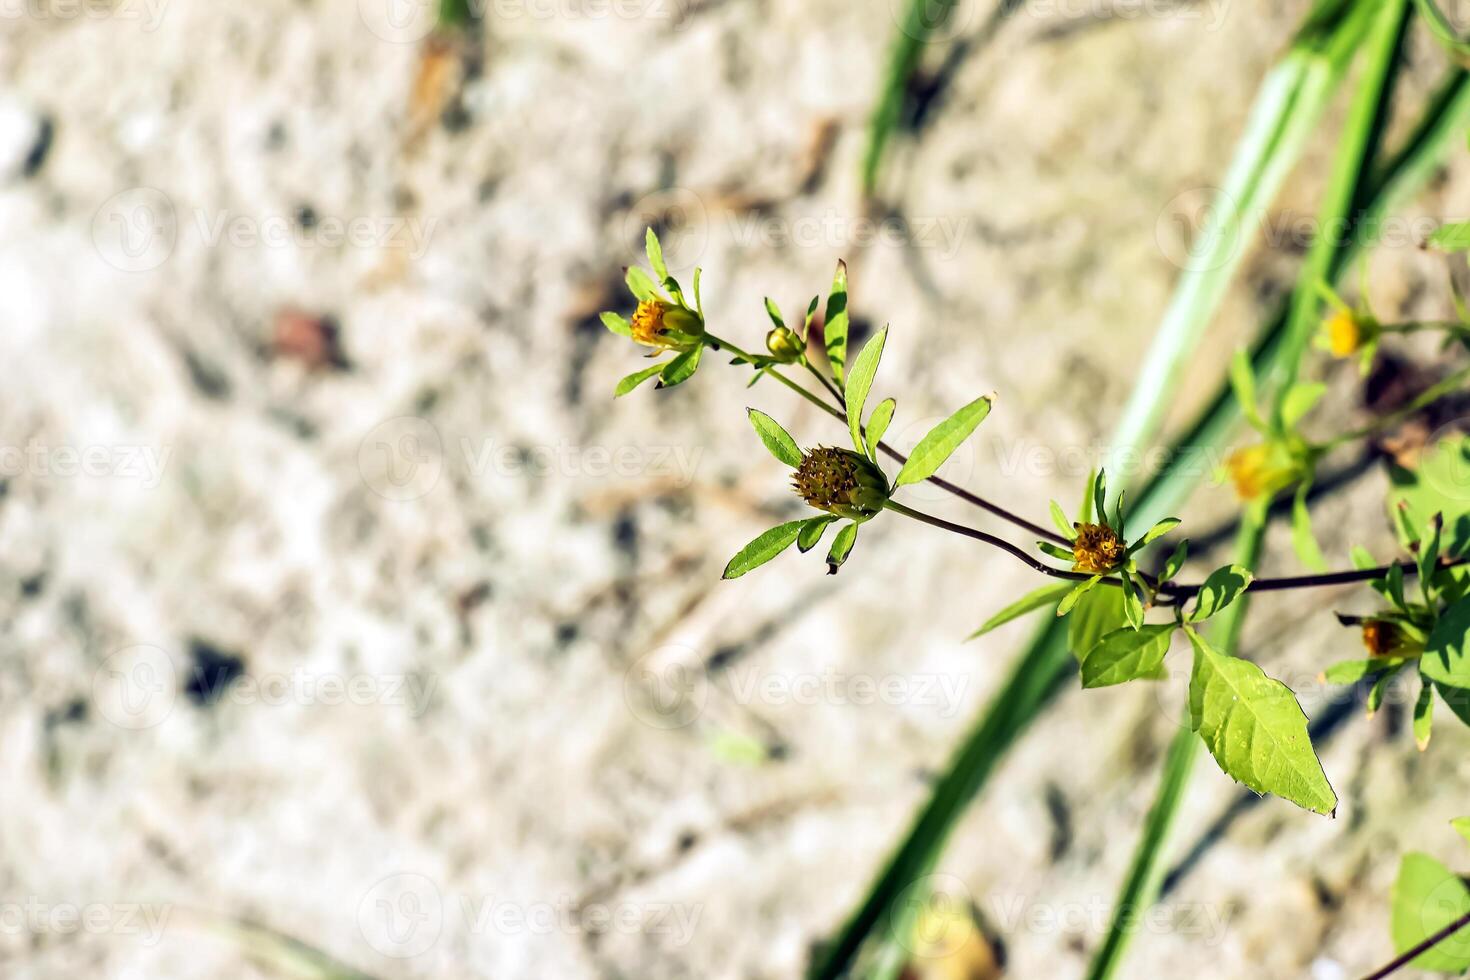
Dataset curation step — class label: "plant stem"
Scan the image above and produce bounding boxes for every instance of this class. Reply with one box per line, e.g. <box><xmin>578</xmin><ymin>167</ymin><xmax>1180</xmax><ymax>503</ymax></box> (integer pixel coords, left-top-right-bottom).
<box><xmin>1323</xmin><ymin>362</ymin><xmax>1470</xmax><ymax>448</ymax></box>
<box><xmin>1358</xmin><ymin>909</ymin><xmax>1470</xmax><ymax>979</ymax></box>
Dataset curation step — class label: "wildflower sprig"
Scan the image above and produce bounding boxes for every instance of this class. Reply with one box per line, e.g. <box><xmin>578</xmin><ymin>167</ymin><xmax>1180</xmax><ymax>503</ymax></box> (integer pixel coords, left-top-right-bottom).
<box><xmin>602</xmin><ymin>232</ymin><xmax>1470</xmax><ymax>816</ymax></box>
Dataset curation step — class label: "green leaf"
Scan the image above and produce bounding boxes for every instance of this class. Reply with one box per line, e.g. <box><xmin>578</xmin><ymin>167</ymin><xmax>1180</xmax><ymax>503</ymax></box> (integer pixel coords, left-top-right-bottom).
<box><xmin>645</xmin><ymin>227</ymin><xmax>668</xmax><ymax>281</ymax></box>
<box><xmin>797</xmin><ymin>515</ymin><xmax>838</xmax><ymax>553</ymax></box>
<box><xmin>1079</xmin><ymin>470</ymin><xmax>1096</xmax><ymax>524</ymax></box>
<box><xmin>1387</xmin><ymin>435</ymin><xmax>1470</xmax><ymax>556</ymax></box>
<box><xmin>1131</xmin><ymin>517</ymin><xmax>1180</xmax><ymax>553</ymax></box>
<box><xmin>826</xmin><ymin>522</ymin><xmax>859</xmax><ymax>573</ymax></box>
<box><xmin>969</xmin><ymin>582</ymin><xmax>1074</xmax><ymax>639</ymax></box>
<box><xmin>802</xmin><ymin>295</ymin><xmax>819</xmax><ymax>340</ymax></box>
<box><xmin>1186</xmin><ymin>629</ymin><xmax>1336</xmax><ymax>815</ymax></box>
<box><xmin>1438</xmin><ymin>682</ymin><xmax>1470</xmax><ymax>728</ymax></box>
<box><xmin>1421</xmin><ymin>514</ymin><xmax>1444</xmax><ymax>604</ymax></box>
<box><xmin>1415</xmin><ymin>679</ymin><xmax>1435</xmax><ymax>750</ymax></box>
<box><xmin>1230</xmin><ymin>349</ymin><xmax>1266</xmax><ymax>432</ymax></box>
<box><xmin>722</xmin><ymin>520</ymin><xmax>807</xmax><ymax>579</ymax></box>
<box><xmin>1428</xmin><ymin>220</ymin><xmax>1470</xmax><ymax>253</ymax></box>
<box><xmin>625</xmin><ymin>265</ymin><xmax>659</xmax><ymax>302</ymax></box>
<box><xmin>746</xmin><ymin>409</ymin><xmax>802</xmax><ymax>467</ymax></box>
<box><xmin>1120</xmin><ymin>570</ymin><xmax>1144</xmax><ymax>630</ymax></box>
<box><xmin>1420</xmin><ymin>595</ymin><xmax>1470</xmax><ymax>688</ymax></box>
<box><xmin>1161</xmin><ymin>540</ymin><xmax>1189</xmax><ymax>582</ymax></box>
<box><xmin>600</xmin><ymin>311</ymin><xmax>632</xmax><ymax>338</ymax></box>
<box><xmin>1280</xmin><ymin>381</ymin><xmax>1327</xmax><ymax>430</ymax></box>
<box><xmin>1067</xmin><ymin>580</ymin><xmax>1126</xmax><ymax>658</ymax></box>
<box><xmin>824</xmin><ymin>260</ymin><xmax>849</xmax><ymax>385</ymax></box>
<box><xmin>763</xmin><ymin>296</ymin><xmax>785</xmax><ymax>330</ymax></box>
<box><xmin>1092</xmin><ymin>470</ymin><xmax>1108</xmax><ymax>529</ymax></box>
<box><xmin>692</xmin><ymin>267</ymin><xmax>703</xmax><ymax>315</ymax></box>
<box><xmin>1081</xmin><ymin>625</ymin><xmax>1175</xmax><ymax>688</ymax></box>
<box><xmin>1291</xmin><ymin>483</ymin><xmax>1327</xmax><ymax>572</ymax></box>
<box><xmin>1368</xmin><ymin>666</ymin><xmax>1402</xmax><ymax>716</ymax></box>
<box><xmin>1057</xmin><ymin>575</ymin><xmax>1102</xmax><ymax>617</ymax></box>
<box><xmin>1388</xmin><ymin>562</ymin><xmax>1407</xmax><ymax>610</ymax></box>
<box><xmin>614</xmin><ymin>363</ymin><xmax>666</xmax><ymax>397</ymax></box>
<box><xmin>1321</xmin><ymin>659</ymin><xmax>1387</xmax><ymax>684</ymax></box>
<box><xmin>845</xmin><ymin>325</ymin><xmax>888</xmax><ymax>454</ymax></box>
<box><xmin>1038</xmin><ymin>541</ymin><xmax>1076</xmax><ymax>562</ymax></box>
<box><xmin>1451</xmin><ymin>816</ymin><xmax>1470</xmax><ymax>846</ymax></box>
<box><xmin>866</xmin><ymin>398</ymin><xmax>896</xmax><ymax>461</ymax></box>
<box><xmin>1188</xmin><ymin>565</ymin><xmax>1255</xmax><ymax>622</ymax></box>
<box><xmin>659</xmin><ymin>345</ymin><xmax>702</xmax><ymax>388</ymax></box>
<box><xmin>894</xmin><ymin>396</ymin><xmax>992</xmax><ymax>486</ymax></box>
<box><xmin>1391</xmin><ymin>852</ymin><xmax>1470</xmax><ymax>973</ymax></box>
<box><xmin>1050</xmin><ymin>501</ymin><xmax>1075</xmax><ymax>540</ymax></box>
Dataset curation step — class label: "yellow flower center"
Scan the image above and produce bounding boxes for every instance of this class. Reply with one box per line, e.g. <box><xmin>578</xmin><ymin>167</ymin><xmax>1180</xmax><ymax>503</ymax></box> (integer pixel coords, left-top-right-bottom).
<box><xmin>1325</xmin><ymin>309</ymin><xmax>1361</xmax><ymax>358</ymax></box>
<box><xmin>631</xmin><ymin>299</ymin><xmax>669</xmax><ymax>346</ymax></box>
<box><xmin>1072</xmin><ymin>522</ymin><xmax>1125</xmax><ymax>574</ymax></box>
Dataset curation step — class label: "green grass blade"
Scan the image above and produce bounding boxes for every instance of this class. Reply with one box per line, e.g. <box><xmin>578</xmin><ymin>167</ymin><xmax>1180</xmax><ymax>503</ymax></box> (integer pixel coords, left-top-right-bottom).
<box><xmin>862</xmin><ymin>0</ymin><xmax>961</xmax><ymax>195</ymax></box>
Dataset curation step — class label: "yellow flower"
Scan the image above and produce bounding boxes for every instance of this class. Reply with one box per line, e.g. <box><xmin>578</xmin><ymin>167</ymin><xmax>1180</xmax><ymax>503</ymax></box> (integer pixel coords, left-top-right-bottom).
<box><xmin>1225</xmin><ymin>443</ymin><xmax>1299</xmax><ymax>501</ymax></box>
<box><xmin>1323</xmin><ymin>309</ymin><xmax>1362</xmax><ymax>357</ymax></box>
<box><xmin>792</xmin><ymin>447</ymin><xmax>889</xmax><ymax>521</ymax></box>
<box><xmin>630</xmin><ymin>299</ymin><xmax>704</xmax><ymax>351</ymax></box>
<box><xmin>1361</xmin><ymin>619</ymin><xmax>1422</xmax><ymax>659</ymax></box>
<box><xmin>765</xmin><ymin>326</ymin><xmax>804</xmax><ymax>363</ymax></box>
<box><xmin>1072</xmin><ymin>522</ymin><xmax>1125</xmax><ymax>574</ymax></box>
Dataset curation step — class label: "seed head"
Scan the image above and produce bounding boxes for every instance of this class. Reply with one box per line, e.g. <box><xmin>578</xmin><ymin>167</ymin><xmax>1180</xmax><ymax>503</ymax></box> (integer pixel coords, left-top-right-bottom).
<box><xmin>792</xmin><ymin>447</ymin><xmax>889</xmax><ymax>521</ymax></box>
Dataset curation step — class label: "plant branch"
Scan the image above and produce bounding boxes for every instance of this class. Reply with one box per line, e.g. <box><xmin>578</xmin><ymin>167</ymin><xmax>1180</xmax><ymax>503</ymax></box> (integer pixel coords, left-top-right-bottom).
<box><xmin>1358</xmin><ymin>909</ymin><xmax>1470</xmax><ymax>980</ymax></box>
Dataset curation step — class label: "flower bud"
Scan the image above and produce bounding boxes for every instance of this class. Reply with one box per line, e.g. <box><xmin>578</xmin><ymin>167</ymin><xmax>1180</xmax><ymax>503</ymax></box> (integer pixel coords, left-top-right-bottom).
<box><xmin>631</xmin><ymin>299</ymin><xmax>705</xmax><ymax>352</ymax></box>
<box><xmin>1361</xmin><ymin>619</ymin><xmax>1422</xmax><ymax>659</ymax></box>
<box><xmin>792</xmin><ymin>447</ymin><xmax>889</xmax><ymax>521</ymax></box>
<box><xmin>765</xmin><ymin>326</ymin><xmax>804</xmax><ymax>363</ymax></box>
<box><xmin>1224</xmin><ymin>442</ymin><xmax>1300</xmax><ymax>501</ymax></box>
<box><xmin>1072</xmin><ymin>522</ymin><xmax>1125</xmax><ymax>574</ymax></box>
<box><xmin>1321</xmin><ymin>309</ymin><xmax>1375</xmax><ymax>358</ymax></box>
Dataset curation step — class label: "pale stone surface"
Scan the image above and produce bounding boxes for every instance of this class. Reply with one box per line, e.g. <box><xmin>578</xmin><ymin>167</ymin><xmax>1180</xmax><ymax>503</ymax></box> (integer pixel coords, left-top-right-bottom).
<box><xmin>1</xmin><ymin>1</ymin><xmax>1469</xmax><ymax>977</ymax></box>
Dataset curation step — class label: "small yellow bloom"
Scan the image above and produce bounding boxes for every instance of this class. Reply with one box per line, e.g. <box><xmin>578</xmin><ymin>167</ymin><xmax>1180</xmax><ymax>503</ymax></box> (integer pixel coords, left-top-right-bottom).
<box><xmin>1072</xmin><ymin>522</ymin><xmax>1125</xmax><ymax>574</ymax></box>
<box><xmin>630</xmin><ymin>299</ymin><xmax>704</xmax><ymax>351</ymax></box>
<box><xmin>765</xmin><ymin>326</ymin><xmax>804</xmax><ymax>363</ymax></box>
<box><xmin>1323</xmin><ymin>308</ymin><xmax>1362</xmax><ymax>358</ymax></box>
<box><xmin>1225</xmin><ymin>443</ymin><xmax>1298</xmax><ymax>501</ymax></box>
<box><xmin>792</xmin><ymin>447</ymin><xmax>889</xmax><ymax>521</ymax></box>
<box><xmin>1361</xmin><ymin>619</ymin><xmax>1421</xmax><ymax>659</ymax></box>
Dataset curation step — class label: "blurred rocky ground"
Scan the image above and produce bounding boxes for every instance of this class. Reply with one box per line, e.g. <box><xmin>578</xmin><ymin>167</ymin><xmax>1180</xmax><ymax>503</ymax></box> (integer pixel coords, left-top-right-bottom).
<box><xmin>1</xmin><ymin>0</ymin><xmax>1470</xmax><ymax>977</ymax></box>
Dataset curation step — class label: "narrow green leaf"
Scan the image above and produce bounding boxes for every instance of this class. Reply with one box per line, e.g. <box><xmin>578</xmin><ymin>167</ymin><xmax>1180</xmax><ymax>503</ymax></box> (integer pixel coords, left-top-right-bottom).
<box><xmin>645</xmin><ymin>227</ymin><xmax>668</xmax><ymax>281</ymax></box>
<box><xmin>894</xmin><ymin>395</ymin><xmax>992</xmax><ymax>486</ymax></box>
<box><xmin>845</xmin><ymin>325</ymin><xmax>888</xmax><ymax>454</ymax></box>
<box><xmin>1120</xmin><ymin>570</ymin><xmax>1144</xmax><ymax>630</ymax></box>
<box><xmin>1186</xmin><ymin>629</ymin><xmax>1336</xmax><ymax>814</ymax></box>
<box><xmin>1391</xmin><ymin>852</ymin><xmax>1470</xmax><ymax>973</ymax></box>
<box><xmin>1368</xmin><ymin>666</ymin><xmax>1403</xmax><ymax>716</ymax></box>
<box><xmin>1322</xmin><ymin>659</ymin><xmax>1390</xmax><ymax>684</ymax></box>
<box><xmin>824</xmin><ymin>260</ymin><xmax>849</xmax><ymax>385</ymax></box>
<box><xmin>1420</xmin><ymin>595</ymin><xmax>1470</xmax><ymax>688</ymax></box>
<box><xmin>1079</xmin><ymin>470</ymin><xmax>1097</xmax><ymax>524</ymax></box>
<box><xmin>1230</xmin><ymin>349</ymin><xmax>1266</xmax><ymax>432</ymax></box>
<box><xmin>1161</xmin><ymin>540</ymin><xmax>1189</xmax><ymax>582</ymax></box>
<box><xmin>692</xmin><ymin>267</ymin><xmax>703</xmax><ymax>315</ymax></box>
<box><xmin>746</xmin><ymin>409</ymin><xmax>802</xmax><ymax>467</ymax></box>
<box><xmin>826</xmin><ymin>522</ymin><xmax>858</xmax><ymax>573</ymax></box>
<box><xmin>1428</xmin><ymin>220</ymin><xmax>1470</xmax><ymax>253</ymax></box>
<box><xmin>600</xmin><ymin>311</ymin><xmax>632</xmax><ymax>338</ymax></box>
<box><xmin>763</xmin><ymin>296</ymin><xmax>785</xmax><ymax>330</ymax></box>
<box><xmin>797</xmin><ymin>515</ymin><xmax>838</xmax><ymax>553</ymax></box>
<box><xmin>1058</xmin><ymin>575</ymin><xmax>1102</xmax><ymax>617</ymax></box>
<box><xmin>1280</xmin><ymin>381</ymin><xmax>1327</xmax><ymax>429</ymax></box>
<box><xmin>1451</xmin><ymin>816</ymin><xmax>1470</xmax><ymax>845</ymax></box>
<box><xmin>1131</xmin><ymin>517</ymin><xmax>1181</xmax><ymax>553</ymax></box>
<box><xmin>614</xmin><ymin>363</ymin><xmax>666</xmax><ymax>397</ymax></box>
<box><xmin>1092</xmin><ymin>470</ymin><xmax>1108</xmax><ymax>528</ymax></box>
<box><xmin>1038</xmin><ymin>541</ymin><xmax>1076</xmax><ymax>562</ymax></box>
<box><xmin>1421</xmin><ymin>514</ymin><xmax>1444</xmax><ymax>604</ymax></box>
<box><xmin>1066</xmin><ymin>579</ymin><xmax>1124</xmax><ymax>656</ymax></box>
<box><xmin>1415</xmin><ymin>679</ymin><xmax>1434</xmax><ymax>750</ymax></box>
<box><xmin>969</xmin><ymin>582</ymin><xmax>1074</xmax><ymax>639</ymax></box>
<box><xmin>866</xmin><ymin>398</ymin><xmax>896</xmax><ymax>461</ymax></box>
<box><xmin>722</xmin><ymin>520</ymin><xmax>807</xmax><ymax>579</ymax></box>
<box><xmin>1188</xmin><ymin>565</ymin><xmax>1254</xmax><ymax>622</ymax></box>
<box><xmin>625</xmin><ymin>266</ymin><xmax>659</xmax><ymax>302</ymax></box>
<box><xmin>802</xmin><ymin>296</ymin><xmax>819</xmax><ymax>341</ymax></box>
<box><xmin>1081</xmin><ymin>625</ymin><xmax>1175</xmax><ymax>688</ymax></box>
<box><xmin>658</xmin><ymin>345</ymin><xmax>702</xmax><ymax>388</ymax></box>
<box><xmin>1291</xmin><ymin>483</ymin><xmax>1328</xmax><ymax>572</ymax></box>
<box><xmin>1050</xmin><ymin>501</ymin><xmax>1076</xmax><ymax>540</ymax></box>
